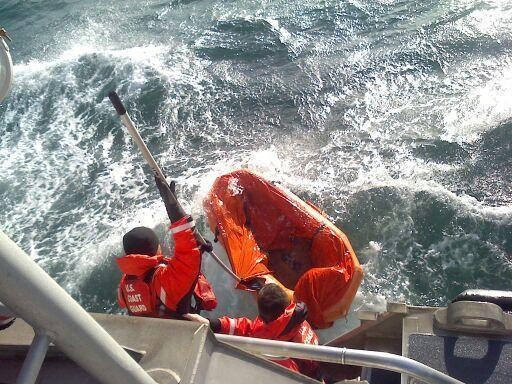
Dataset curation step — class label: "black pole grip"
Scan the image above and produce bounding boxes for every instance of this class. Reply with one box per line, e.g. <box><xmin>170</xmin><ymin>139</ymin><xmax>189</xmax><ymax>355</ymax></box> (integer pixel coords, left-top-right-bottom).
<box><xmin>108</xmin><ymin>91</ymin><xmax>127</xmax><ymax>115</ymax></box>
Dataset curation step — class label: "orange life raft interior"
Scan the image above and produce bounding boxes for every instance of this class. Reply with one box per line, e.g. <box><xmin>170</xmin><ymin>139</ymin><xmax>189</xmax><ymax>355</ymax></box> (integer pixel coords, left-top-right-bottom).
<box><xmin>204</xmin><ymin>169</ymin><xmax>363</xmax><ymax>329</ymax></box>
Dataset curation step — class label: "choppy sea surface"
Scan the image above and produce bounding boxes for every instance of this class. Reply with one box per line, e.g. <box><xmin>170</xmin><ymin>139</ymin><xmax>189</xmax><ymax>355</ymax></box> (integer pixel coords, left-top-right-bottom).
<box><xmin>1</xmin><ymin>0</ymin><xmax>511</xmax><ymax>341</ymax></box>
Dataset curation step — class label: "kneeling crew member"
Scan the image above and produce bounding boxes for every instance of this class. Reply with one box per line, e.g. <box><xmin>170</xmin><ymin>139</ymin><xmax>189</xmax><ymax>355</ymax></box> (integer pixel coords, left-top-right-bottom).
<box><xmin>185</xmin><ymin>283</ymin><xmax>320</xmax><ymax>379</ymax></box>
<box><xmin>116</xmin><ymin>175</ymin><xmax>217</xmax><ymax>318</ymax></box>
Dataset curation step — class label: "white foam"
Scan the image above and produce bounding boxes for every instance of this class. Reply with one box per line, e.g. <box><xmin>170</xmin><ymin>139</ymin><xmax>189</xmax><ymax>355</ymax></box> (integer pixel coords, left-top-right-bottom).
<box><xmin>455</xmin><ymin>1</ymin><xmax>512</xmax><ymax>40</ymax></box>
<box><xmin>442</xmin><ymin>59</ymin><xmax>512</xmax><ymax>142</ymax></box>
<box><xmin>1</xmin><ymin>36</ymin><xmax>217</xmax><ymax>297</ymax></box>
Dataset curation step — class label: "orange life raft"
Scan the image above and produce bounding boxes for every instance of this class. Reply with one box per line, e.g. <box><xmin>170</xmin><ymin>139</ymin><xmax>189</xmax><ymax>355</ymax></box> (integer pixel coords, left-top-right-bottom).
<box><xmin>204</xmin><ymin>169</ymin><xmax>363</xmax><ymax>329</ymax></box>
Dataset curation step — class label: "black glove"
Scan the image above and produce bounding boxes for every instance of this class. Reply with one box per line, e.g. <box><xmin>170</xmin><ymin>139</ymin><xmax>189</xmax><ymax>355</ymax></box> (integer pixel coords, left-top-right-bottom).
<box><xmin>154</xmin><ymin>173</ymin><xmax>175</xmax><ymax>197</ymax></box>
<box><xmin>199</xmin><ymin>240</ymin><xmax>213</xmax><ymax>254</ymax></box>
<box><xmin>154</xmin><ymin>173</ymin><xmax>187</xmax><ymax>222</ymax></box>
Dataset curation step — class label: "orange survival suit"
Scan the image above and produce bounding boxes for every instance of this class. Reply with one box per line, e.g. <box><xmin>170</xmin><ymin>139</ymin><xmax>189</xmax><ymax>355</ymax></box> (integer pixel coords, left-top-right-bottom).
<box><xmin>210</xmin><ymin>301</ymin><xmax>320</xmax><ymax>379</ymax></box>
<box><xmin>117</xmin><ymin>216</ymin><xmax>217</xmax><ymax>318</ymax></box>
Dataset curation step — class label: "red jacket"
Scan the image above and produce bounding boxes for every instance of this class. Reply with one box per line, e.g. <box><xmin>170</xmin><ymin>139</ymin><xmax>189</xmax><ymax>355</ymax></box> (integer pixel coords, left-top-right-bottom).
<box><xmin>117</xmin><ymin>216</ymin><xmax>216</xmax><ymax>317</ymax></box>
<box><xmin>212</xmin><ymin>302</ymin><xmax>319</xmax><ymax>378</ymax></box>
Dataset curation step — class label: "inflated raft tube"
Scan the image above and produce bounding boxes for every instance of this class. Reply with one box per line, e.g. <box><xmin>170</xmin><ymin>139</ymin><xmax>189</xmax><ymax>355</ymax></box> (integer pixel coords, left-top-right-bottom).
<box><xmin>204</xmin><ymin>169</ymin><xmax>363</xmax><ymax>328</ymax></box>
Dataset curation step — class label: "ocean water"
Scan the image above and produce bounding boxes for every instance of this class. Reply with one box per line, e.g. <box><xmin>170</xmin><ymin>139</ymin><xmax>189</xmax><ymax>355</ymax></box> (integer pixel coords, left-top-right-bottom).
<box><xmin>0</xmin><ymin>0</ymin><xmax>511</xmax><ymax>341</ymax></box>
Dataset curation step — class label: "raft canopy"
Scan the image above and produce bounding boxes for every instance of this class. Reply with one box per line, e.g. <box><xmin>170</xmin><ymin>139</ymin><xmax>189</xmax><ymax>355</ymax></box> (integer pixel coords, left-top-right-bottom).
<box><xmin>204</xmin><ymin>169</ymin><xmax>363</xmax><ymax>329</ymax></box>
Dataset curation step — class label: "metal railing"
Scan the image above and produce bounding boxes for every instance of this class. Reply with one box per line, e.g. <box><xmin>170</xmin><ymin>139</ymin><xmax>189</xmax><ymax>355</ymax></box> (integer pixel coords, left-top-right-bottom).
<box><xmin>0</xmin><ymin>230</ymin><xmax>157</xmax><ymax>384</ymax></box>
<box><xmin>217</xmin><ymin>334</ymin><xmax>464</xmax><ymax>384</ymax></box>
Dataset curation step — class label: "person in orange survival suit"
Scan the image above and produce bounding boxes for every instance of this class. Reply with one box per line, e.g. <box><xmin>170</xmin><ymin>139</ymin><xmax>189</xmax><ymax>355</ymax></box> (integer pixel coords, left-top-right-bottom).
<box><xmin>116</xmin><ymin>175</ymin><xmax>217</xmax><ymax>319</ymax></box>
<box><xmin>185</xmin><ymin>283</ymin><xmax>321</xmax><ymax>380</ymax></box>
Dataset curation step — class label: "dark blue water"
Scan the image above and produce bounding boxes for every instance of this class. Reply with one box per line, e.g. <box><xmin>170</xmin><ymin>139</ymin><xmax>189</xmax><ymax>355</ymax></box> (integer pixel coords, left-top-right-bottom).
<box><xmin>1</xmin><ymin>0</ymin><xmax>511</xmax><ymax>340</ymax></box>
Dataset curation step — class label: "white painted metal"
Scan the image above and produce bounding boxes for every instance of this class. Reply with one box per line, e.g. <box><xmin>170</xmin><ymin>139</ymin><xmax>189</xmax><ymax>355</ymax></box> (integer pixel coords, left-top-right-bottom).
<box><xmin>0</xmin><ymin>302</ymin><xmax>15</xmax><ymax>318</ymax></box>
<box><xmin>0</xmin><ymin>230</ymin><xmax>157</xmax><ymax>384</ymax></box>
<box><xmin>217</xmin><ymin>334</ymin><xmax>464</xmax><ymax>384</ymax></box>
<box><xmin>16</xmin><ymin>333</ymin><xmax>50</xmax><ymax>384</ymax></box>
<box><xmin>0</xmin><ymin>35</ymin><xmax>13</xmax><ymax>103</ymax></box>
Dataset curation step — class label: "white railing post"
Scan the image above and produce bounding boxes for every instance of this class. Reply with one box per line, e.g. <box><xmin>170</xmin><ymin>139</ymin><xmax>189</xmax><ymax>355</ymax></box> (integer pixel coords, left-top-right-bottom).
<box><xmin>0</xmin><ymin>230</ymin><xmax>157</xmax><ymax>384</ymax></box>
<box><xmin>16</xmin><ymin>333</ymin><xmax>50</xmax><ymax>384</ymax></box>
<box><xmin>0</xmin><ymin>29</ymin><xmax>13</xmax><ymax>103</ymax></box>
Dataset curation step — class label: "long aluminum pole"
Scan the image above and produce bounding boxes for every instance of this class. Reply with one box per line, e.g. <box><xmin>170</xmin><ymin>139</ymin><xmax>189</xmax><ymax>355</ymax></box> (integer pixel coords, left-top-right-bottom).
<box><xmin>0</xmin><ymin>231</ymin><xmax>157</xmax><ymax>384</ymax></box>
<box><xmin>119</xmin><ymin>112</ymin><xmax>167</xmax><ymax>182</ymax></box>
<box><xmin>216</xmin><ymin>334</ymin><xmax>464</xmax><ymax>384</ymax></box>
<box><xmin>107</xmin><ymin>91</ymin><xmax>240</xmax><ymax>282</ymax></box>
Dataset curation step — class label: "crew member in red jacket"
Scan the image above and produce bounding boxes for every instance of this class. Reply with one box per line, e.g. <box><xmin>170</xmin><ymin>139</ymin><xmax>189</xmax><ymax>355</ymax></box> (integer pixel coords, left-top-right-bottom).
<box><xmin>185</xmin><ymin>283</ymin><xmax>320</xmax><ymax>379</ymax></box>
<box><xmin>116</xmin><ymin>175</ymin><xmax>217</xmax><ymax>318</ymax></box>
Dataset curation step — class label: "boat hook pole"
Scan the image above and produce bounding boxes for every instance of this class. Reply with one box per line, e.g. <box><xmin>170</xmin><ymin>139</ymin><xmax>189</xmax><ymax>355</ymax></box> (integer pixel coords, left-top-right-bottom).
<box><xmin>108</xmin><ymin>91</ymin><xmax>240</xmax><ymax>283</ymax></box>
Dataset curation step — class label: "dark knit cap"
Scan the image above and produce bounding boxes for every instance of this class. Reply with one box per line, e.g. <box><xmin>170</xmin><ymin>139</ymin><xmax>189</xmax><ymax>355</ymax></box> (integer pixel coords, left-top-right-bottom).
<box><xmin>122</xmin><ymin>227</ymin><xmax>159</xmax><ymax>256</ymax></box>
<box><xmin>257</xmin><ymin>283</ymin><xmax>291</xmax><ymax>323</ymax></box>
